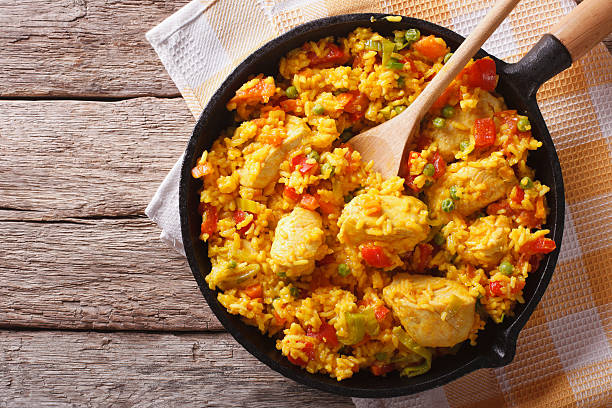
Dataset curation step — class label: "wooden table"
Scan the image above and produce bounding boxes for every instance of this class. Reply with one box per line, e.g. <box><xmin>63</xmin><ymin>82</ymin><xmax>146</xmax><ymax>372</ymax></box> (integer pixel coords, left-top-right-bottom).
<box><xmin>1</xmin><ymin>1</ymin><xmax>609</xmax><ymax>406</ymax></box>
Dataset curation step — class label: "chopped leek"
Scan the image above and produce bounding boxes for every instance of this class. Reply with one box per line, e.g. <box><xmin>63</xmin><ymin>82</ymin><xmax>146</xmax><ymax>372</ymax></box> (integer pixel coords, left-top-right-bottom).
<box><xmin>392</xmin><ymin>326</ymin><xmax>432</xmax><ymax>377</ymax></box>
<box><xmin>381</xmin><ymin>39</ymin><xmax>395</xmax><ymax>67</ymax></box>
<box><xmin>365</xmin><ymin>39</ymin><xmax>382</xmax><ymax>52</ymax></box>
<box><xmin>342</xmin><ymin>308</ymin><xmax>380</xmax><ymax>345</ymax></box>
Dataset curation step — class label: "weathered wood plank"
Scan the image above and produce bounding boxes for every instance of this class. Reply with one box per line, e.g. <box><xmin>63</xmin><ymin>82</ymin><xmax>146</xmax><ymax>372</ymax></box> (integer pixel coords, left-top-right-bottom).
<box><xmin>0</xmin><ymin>98</ymin><xmax>192</xmax><ymax>219</ymax></box>
<box><xmin>0</xmin><ymin>330</ymin><xmax>354</xmax><ymax>407</ymax></box>
<box><xmin>0</xmin><ymin>0</ymin><xmax>188</xmax><ymax>98</ymax></box>
<box><xmin>0</xmin><ymin>217</ymin><xmax>222</xmax><ymax>331</ymax></box>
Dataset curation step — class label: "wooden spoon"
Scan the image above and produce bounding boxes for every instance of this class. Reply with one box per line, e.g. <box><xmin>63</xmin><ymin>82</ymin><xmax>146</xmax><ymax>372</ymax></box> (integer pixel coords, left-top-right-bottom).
<box><xmin>348</xmin><ymin>0</ymin><xmax>521</xmax><ymax>179</ymax></box>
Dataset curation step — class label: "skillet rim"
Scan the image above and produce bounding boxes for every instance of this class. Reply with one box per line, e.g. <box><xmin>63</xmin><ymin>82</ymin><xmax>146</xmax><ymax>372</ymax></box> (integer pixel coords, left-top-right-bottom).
<box><xmin>179</xmin><ymin>12</ymin><xmax>565</xmax><ymax>398</ymax></box>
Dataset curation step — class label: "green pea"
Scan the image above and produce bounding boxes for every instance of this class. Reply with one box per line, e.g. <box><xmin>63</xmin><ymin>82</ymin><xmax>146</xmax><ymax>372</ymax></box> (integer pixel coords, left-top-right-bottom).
<box><xmin>499</xmin><ymin>261</ymin><xmax>514</xmax><ymax>275</ymax></box>
<box><xmin>321</xmin><ymin>163</ymin><xmax>335</xmax><ymax>177</ymax></box>
<box><xmin>432</xmin><ymin>117</ymin><xmax>446</xmax><ymax>128</ymax></box>
<box><xmin>394</xmin><ymin>105</ymin><xmax>407</xmax><ymax>114</ymax></box>
<box><xmin>449</xmin><ymin>185</ymin><xmax>460</xmax><ymax>201</ymax></box>
<box><xmin>443</xmin><ymin>52</ymin><xmax>453</xmax><ymax>64</ymax></box>
<box><xmin>312</xmin><ymin>104</ymin><xmax>325</xmax><ymax>115</ymax></box>
<box><xmin>338</xmin><ymin>263</ymin><xmax>351</xmax><ymax>277</ymax></box>
<box><xmin>519</xmin><ymin>177</ymin><xmax>534</xmax><ymax>189</ymax></box>
<box><xmin>441</xmin><ymin>198</ymin><xmax>455</xmax><ymax>212</ymax></box>
<box><xmin>307</xmin><ymin>150</ymin><xmax>320</xmax><ymax>162</ymax></box>
<box><xmin>344</xmin><ymin>194</ymin><xmax>353</xmax><ymax>203</ymax></box>
<box><xmin>422</xmin><ymin>163</ymin><xmax>435</xmax><ymax>177</ymax></box>
<box><xmin>441</xmin><ymin>105</ymin><xmax>455</xmax><ymax>118</ymax></box>
<box><xmin>340</xmin><ymin>129</ymin><xmax>354</xmax><ymax>143</ymax></box>
<box><xmin>517</xmin><ymin>116</ymin><xmax>531</xmax><ymax>132</ymax></box>
<box><xmin>433</xmin><ymin>232</ymin><xmax>445</xmax><ymax>246</ymax></box>
<box><xmin>423</xmin><ymin>179</ymin><xmax>433</xmax><ymax>188</ymax></box>
<box><xmin>277</xmin><ymin>271</ymin><xmax>287</xmax><ymax>278</ymax></box>
<box><xmin>460</xmin><ymin>140</ymin><xmax>470</xmax><ymax>151</ymax></box>
<box><xmin>397</xmin><ymin>76</ymin><xmax>405</xmax><ymax>88</ymax></box>
<box><xmin>285</xmin><ymin>86</ymin><xmax>298</xmax><ymax>99</ymax></box>
<box><xmin>228</xmin><ymin>260</ymin><xmax>237</xmax><ymax>269</ymax></box>
<box><xmin>289</xmin><ymin>286</ymin><xmax>300</xmax><ymax>297</ymax></box>
<box><xmin>405</xmin><ymin>28</ymin><xmax>421</xmax><ymax>43</ymax></box>
<box><xmin>375</xmin><ymin>352</ymin><xmax>389</xmax><ymax>362</ymax></box>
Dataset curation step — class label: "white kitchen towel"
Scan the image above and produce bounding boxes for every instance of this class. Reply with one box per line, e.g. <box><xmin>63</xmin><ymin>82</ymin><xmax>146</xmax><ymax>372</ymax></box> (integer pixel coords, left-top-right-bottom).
<box><xmin>145</xmin><ymin>1</ymin><xmax>612</xmax><ymax>407</ymax></box>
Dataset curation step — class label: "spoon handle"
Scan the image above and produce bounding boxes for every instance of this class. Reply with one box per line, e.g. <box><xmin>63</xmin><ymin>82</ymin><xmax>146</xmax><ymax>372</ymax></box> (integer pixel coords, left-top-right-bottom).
<box><xmin>406</xmin><ymin>0</ymin><xmax>521</xmax><ymax>118</ymax></box>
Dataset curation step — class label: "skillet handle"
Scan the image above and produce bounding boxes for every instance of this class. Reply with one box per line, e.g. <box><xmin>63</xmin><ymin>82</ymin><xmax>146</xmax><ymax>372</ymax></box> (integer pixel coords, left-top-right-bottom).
<box><xmin>549</xmin><ymin>0</ymin><xmax>612</xmax><ymax>61</ymax></box>
<box><xmin>503</xmin><ymin>0</ymin><xmax>612</xmax><ymax>97</ymax></box>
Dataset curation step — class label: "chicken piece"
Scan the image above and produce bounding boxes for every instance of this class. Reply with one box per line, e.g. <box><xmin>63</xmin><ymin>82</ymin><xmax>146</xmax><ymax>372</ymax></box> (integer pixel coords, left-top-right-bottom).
<box><xmin>270</xmin><ymin>207</ymin><xmax>325</xmax><ymax>278</ymax></box>
<box><xmin>338</xmin><ymin>194</ymin><xmax>430</xmax><ymax>253</ymax></box>
<box><xmin>426</xmin><ymin>153</ymin><xmax>516</xmax><ymax>221</ymax></box>
<box><xmin>383</xmin><ymin>274</ymin><xmax>475</xmax><ymax>347</ymax></box>
<box><xmin>238</xmin><ymin>115</ymin><xmax>310</xmax><ymax>188</ymax></box>
<box><xmin>455</xmin><ymin>215</ymin><xmax>512</xmax><ymax>268</ymax></box>
<box><xmin>424</xmin><ymin>91</ymin><xmax>504</xmax><ymax>162</ymax></box>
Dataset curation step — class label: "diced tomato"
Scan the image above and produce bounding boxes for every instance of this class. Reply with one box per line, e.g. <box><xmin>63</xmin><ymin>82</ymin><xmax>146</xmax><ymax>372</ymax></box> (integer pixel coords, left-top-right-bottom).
<box><xmin>308</xmin><ymin>43</ymin><xmax>349</xmax><ymax>68</ymax></box>
<box><xmin>401</xmin><ymin>57</ymin><xmax>421</xmax><ymax>77</ymax></box>
<box><xmin>280</xmin><ymin>98</ymin><xmax>302</xmax><ymax>114</ymax></box>
<box><xmin>517</xmin><ymin>210</ymin><xmax>541</xmax><ymax>229</ymax></box>
<box><xmin>520</xmin><ymin>237</ymin><xmax>556</xmax><ymax>255</ymax></box>
<box><xmin>433</xmin><ymin>84</ymin><xmax>460</xmax><ymax>109</ymax></box>
<box><xmin>291</xmin><ymin>154</ymin><xmax>318</xmax><ymax>174</ymax></box>
<box><xmin>371</xmin><ymin>363</ymin><xmax>394</xmax><ymax>376</ymax></box>
<box><xmin>488</xmin><ymin>280</ymin><xmax>504</xmax><ymax>297</ymax></box>
<box><xmin>473</xmin><ymin>117</ymin><xmax>496</xmax><ymax>148</ymax></box>
<box><xmin>487</xmin><ymin>199</ymin><xmax>512</xmax><ymax>215</ymax></box>
<box><xmin>340</xmin><ymin>143</ymin><xmax>360</xmax><ymax>173</ymax></box>
<box><xmin>361</xmin><ymin>243</ymin><xmax>392</xmax><ymax>268</ymax></box>
<box><xmin>191</xmin><ymin>162</ymin><xmax>212</xmax><ymax>179</ymax></box>
<box><xmin>510</xmin><ymin>186</ymin><xmax>525</xmax><ymax>205</ymax></box>
<box><xmin>274</xmin><ymin>311</ymin><xmax>286</xmax><ymax>325</ymax></box>
<box><xmin>416</xmin><ymin>243</ymin><xmax>433</xmax><ymax>272</ymax></box>
<box><xmin>307</xmin><ymin>322</ymin><xmax>339</xmax><ymax>347</ymax></box>
<box><xmin>374</xmin><ymin>305</ymin><xmax>390</xmax><ymax>322</ymax></box>
<box><xmin>200</xmin><ymin>205</ymin><xmax>218</xmax><ymax>236</ymax></box>
<box><xmin>233</xmin><ymin>210</ymin><xmax>255</xmax><ymax>235</ymax></box>
<box><xmin>336</xmin><ymin>92</ymin><xmax>354</xmax><ymax>107</ymax></box>
<box><xmin>343</xmin><ymin>91</ymin><xmax>369</xmax><ymax>121</ymax></box>
<box><xmin>230</xmin><ymin>78</ymin><xmax>276</xmax><ymax>104</ymax></box>
<box><xmin>462</xmin><ymin>57</ymin><xmax>498</xmax><ymax>91</ymax></box>
<box><xmin>287</xmin><ymin>341</ymin><xmax>315</xmax><ymax>366</ymax></box>
<box><xmin>245</xmin><ymin>283</ymin><xmax>263</xmax><ymax>299</ymax></box>
<box><xmin>413</xmin><ymin>35</ymin><xmax>448</xmax><ymax>60</ymax></box>
<box><xmin>300</xmin><ymin>194</ymin><xmax>319</xmax><ymax>211</ymax></box>
<box><xmin>352</xmin><ymin>50</ymin><xmax>367</xmax><ymax>68</ymax></box>
<box><xmin>283</xmin><ymin>185</ymin><xmax>302</xmax><ymax>202</ymax></box>
<box><xmin>431</xmin><ymin>152</ymin><xmax>446</xmax><ymax>179</ymax></box>
<box><xmin>494</xmin><ymin>110</ymin><xmax>519</xmax><ymax>135</ymax></box>
<box><xmin>318</xmin><ymin>199</ymin><xmax>337</xmax><ymax>215</ymax></box>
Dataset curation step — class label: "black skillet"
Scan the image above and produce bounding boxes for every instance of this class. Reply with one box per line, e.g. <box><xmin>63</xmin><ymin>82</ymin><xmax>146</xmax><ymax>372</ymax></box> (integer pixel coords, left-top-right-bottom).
<box><xmin>179</xmin><ymin>1</ymin><xmax>611</xmax><ymax>398</ymax></box>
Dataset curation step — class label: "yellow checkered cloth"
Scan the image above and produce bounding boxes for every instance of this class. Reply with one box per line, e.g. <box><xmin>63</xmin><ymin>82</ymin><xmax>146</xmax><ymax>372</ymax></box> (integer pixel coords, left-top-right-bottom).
<box><xmin>146</xmin><ymin>0</ymin><xmax>611</xmax><ymax>406</ymax></box>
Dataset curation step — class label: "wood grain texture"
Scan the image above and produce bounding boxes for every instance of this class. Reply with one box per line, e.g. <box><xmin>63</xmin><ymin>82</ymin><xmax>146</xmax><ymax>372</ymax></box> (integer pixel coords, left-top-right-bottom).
<box><xmin>0</xmin><ymin>216</ymin><xmax>222</xmax><ymax>331</ymax></box>
<box><xmin>0</xmin><ymin>98</ymin><xmax>193</xmax><ymax>219</ymax></box>
<box><xmin>0</xmin><ymin>330</ymin><xmax>354</xmax><ymax>407</ymax></box>
<box><xmin>0</xmin><ymin>0</ymin><xmax>188</xmax><ymax>98</ymax></box>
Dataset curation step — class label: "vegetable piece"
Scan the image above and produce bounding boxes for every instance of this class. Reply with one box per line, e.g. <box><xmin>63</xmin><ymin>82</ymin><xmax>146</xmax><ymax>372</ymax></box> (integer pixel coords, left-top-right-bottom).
<box><xmin>394</xmin><ymin>105</ymin><xmax>407</xmax><ymax>114</ymax></box>
<box><xmin>386</xmin><ymin>58</ymin><xmax>404</xmax><ymax>70</ymax></box>
<box><xmin>245</xmin><ymin>283</ymin><xmax>263</xmax><ymax>299</ymax></box>
<box><xmin>371</xmin><ymin>363</ymin><xmax>394</xmax><ymax>376</ymax></box>
<box><xmin>342</xmin><ymin>309</ymin><xmax>380</xmax><ymax>345</ymax></box>
<box><xmin>381</xmin><ymin>38</ymin><xmax>396</xmax><ymax>67</ymax></box>
<box><xmin>374</xmin><ymin>305</ymin><xmax>391</xmax><ymax>322</ymax></box>
<box><xmin>397</xmin><ymin>76</ymin><xmax>406</xmax><ymax>88</ymax></box>
<box><xmin>488</xmin><ymin>280</ymin><xmax>504</xmax><ymax>297</ymax></box>
<box><xmin>473</xmin><ymin>117</ymin><xmax>496</xmax><ymax>148</ymax></box>
<box><xmin>307</xmin><ymin>43</ymin><xmax>348</xmax><ymax>67</ymax></box>
<box><xmin>432</xmin><ymin>117</ymin><xmax>446</xmax><ymax>128</ymax></box>
<box><xmin>191</xmin><ymin>162</ymin><xmax>212</xmax><ymax>179</ymax></box>
<box><xmin>342</xmin><ymin>91</ymin><xmax>369</xmax><ymax>121</ymax></box>
<box><xmin>441</xmin><ymin>105</ymin><xmax>455</xmax><ymax>118</ymax></box>
<box><xmin>517</xmin><ymin>116</ymin><xmax>531</xmax><ymax>132</ymax></box>
<box><xmin>287</xmin><ymin>341</ymin><xmax>315</xmax><ymax>366</ymax></box>
<box><xmin>460</xmin><ymin>140</ymin><xmax>470</xmax><ymax>151</ymax></box>
<box><xmin>233</xmin><ymin>210</ymin><xmax>254</xmax><ymax>235</ymax></box>
<box><xmin>337</xmin><ymin>263</ymin><xmax>351</xmax><ymax>277</ymax></box>
<box><xmin>499</xmin><ymin>260</ymin><xmax>514</xmax><ymax>275</ymax></box>
<box><xmin>299</xmin><ymin>194</ymin><xmax>319</xmax><ymax>211</ymax></box>
<box><xmin>441</xmin><ymin>198</ymin><xmax>455</xmax><ymax>212</ymax></box>
<box><xmin>279</xmin><ymin>98</ymin><xmax>301</xmax><ymax>113</ymax></box>
<box><xmin>291</xmin><ymin>154</ymin><xmax>318</xmax><ymax>174</ymax></box>
<box><xmin>228</xmin><ymin>260</ymin><xmax>237</xmax><ymax>269</ymax></box>
<box><xmin>320</xmin><ymin>162</ymin><xmax>335</xmax><ymax>177</ymax></box>
<box><xmin>312</xmin><ymin>104</ymin><xmax>325</xmax><ymax>115</ymax></box>
<box><xmin>422</xmin><ymin>163</ymin><xmax>435</xmax><ymax>177</ymax></box>
<box><xmin>307</xmin><ymin>150</ymin><xmax>320</xmax><ymax>162</ymax></box>
<box><xmin>230</xmin><ymin>78</ymin><xmax>276</xmax><ymax>104</ymax></box>
<box><xmin>519</xmin><ymin>177</ymin><xmax>534</xmax><ymax>189</ymax></box>
<box><xmin>285</xmin><ymin>86</ymin><xmax>298</xmax><ymax>99</ymax></box>
<box><xmin>236</xmin><ymin>197</ymin><xmax>261</xmax><ymax>213</ymax></box>
<box><xmin>449</xmin><ymin>185</ymin><xmax>460</xmax><ymax>201</ymax></box>
<box><xmin>404</xmin><ymin>28</ymin><xmax>421</xmax><ymax>44</ymax></box>
<box><xmin>289</xmin><ymin>286</ymin><xmax>300</xmax><ymax>297</ymax></box>
<box><xmin>361</xmin><ymin>243</ymin><xmax>392</xmax><ymax>268</ymax></box>
<box><xmin>318</xmin><ymin>199</ymin><xmax>337</xmax><ymax>214</ymax></box>
<box><xmin>443</xmin><ymin>52</ymin><xmax>453</xmax><ymax>64</ymax></box>
<box><xmin>463</xmin><ymin>57</ymin><xmax>497</xmax><ymax>91</ymax></box>
<box><xmin>343</xmin><ymin>193</ymin><xmax>353</xmax><ymax>203</ymax></box>
<box><xmin>283</xmin><ymin>185</ymin><xmax>301</xmax><ymax>202</ymax></box>
<box><xmin>365</xmin><ymin>39</ymin><xmax>382</xmax><ymax>51</ymax></box>
<box><xmin>307</xmin><ymin>321</ymin><xmax>339</xmax><ymax>347</ymax></box>
<box><xmin>392</xmin><ymin>326</ymin><xmax>432</xmax><ymax>377</ymax></box>
<box><xmin>413</xmin><ymin>35</ymin><xmax>447</xmax><ymax>60</ymax></box>
<box><xmin>200</xmin><ymin>204</ymin><xmax>218</xmax><ymax>236</ymax></box>
<box><xmin>431</xmin><ymin>152</ymin><xmax>446</xmax><ymax>179</ymax></box>
<box><xmin>433</xmin><ymin>232</ymin><xmax>445</xmax><ymax>246</ymax></box>
<box><xmin>520</xmin><ymin>237</ymin><xmax>556</xmax><ymax>255</ymax></box>
<box><xmin>375</xmin><ymin>352</ymin><xmax>389</xmax><ymax>362</ymax></box>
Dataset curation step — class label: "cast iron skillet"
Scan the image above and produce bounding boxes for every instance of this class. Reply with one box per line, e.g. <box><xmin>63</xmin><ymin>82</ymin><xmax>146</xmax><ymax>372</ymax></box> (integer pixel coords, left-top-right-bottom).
<box><xmin>180</xmin><ymin>14</ymin><xmax>566</xmax><ymax>398</ymax></box>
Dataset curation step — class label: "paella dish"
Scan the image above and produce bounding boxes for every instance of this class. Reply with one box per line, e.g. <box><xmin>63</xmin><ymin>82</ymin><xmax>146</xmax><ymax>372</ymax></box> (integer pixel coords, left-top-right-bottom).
<box><xmin>191</xmin><ymin>27</ymin><xmax>556</xmax><ymax>380</ymax></box>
